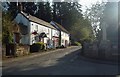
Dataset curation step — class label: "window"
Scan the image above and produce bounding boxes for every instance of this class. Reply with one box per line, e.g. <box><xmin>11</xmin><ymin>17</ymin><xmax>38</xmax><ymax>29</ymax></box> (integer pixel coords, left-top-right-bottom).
<box><xmin>36</xmin><ymin>25</ymin><xmax>38</xmax><ymax>31</ymax></box>
<box><xmin>48</xmin><ymin>29</ymin><xmax>49</xmax><ymax>34</ymax></box>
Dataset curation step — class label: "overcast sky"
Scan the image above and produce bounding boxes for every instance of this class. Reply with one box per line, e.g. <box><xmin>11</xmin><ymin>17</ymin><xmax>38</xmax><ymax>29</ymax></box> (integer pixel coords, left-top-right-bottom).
<box><xmin>79</xmin><ymin>0</ymin><xmax>103</xmax><ymax>13</ymax></box>
<box><xmin>79</xmin><ymin>0</ymin><xmax>120</xmax><ymax>9</ymax></box>
<box><xmin>79</xmin><ymin>0</ymin><xmax>119</xmax><ymax>13</ymax></box>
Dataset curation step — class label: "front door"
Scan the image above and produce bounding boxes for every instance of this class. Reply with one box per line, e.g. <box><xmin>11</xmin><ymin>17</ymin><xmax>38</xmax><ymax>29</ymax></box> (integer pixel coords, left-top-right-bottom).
<box><xmin>65</xmin><ymin>40</ymin><xmax>68</xmax><ymax>47</ymax></box>
<box><xmin>14</xmin><ymin>33</ymin><xmax>21</xmax><ymax>43</ymax></box>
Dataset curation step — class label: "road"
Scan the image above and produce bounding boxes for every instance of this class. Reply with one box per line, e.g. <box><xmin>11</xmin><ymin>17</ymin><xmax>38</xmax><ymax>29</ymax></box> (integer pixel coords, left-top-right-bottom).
<box><xmin>2</xmin><ymin>46</ymin><xmax>119</xmax><ymax>75</ymax></box>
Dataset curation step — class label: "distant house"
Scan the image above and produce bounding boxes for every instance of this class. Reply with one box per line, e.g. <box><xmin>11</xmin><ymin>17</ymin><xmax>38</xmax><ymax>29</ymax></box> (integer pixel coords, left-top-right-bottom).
<box><xmin>14</xmin><ymin>11</ymin><xmax>59</xmax><ymax>48</ymax></box>
<box><xmin>50</xmin><ymin>21</ymin><xmax>70</xmax><ymax>47</ymax></box>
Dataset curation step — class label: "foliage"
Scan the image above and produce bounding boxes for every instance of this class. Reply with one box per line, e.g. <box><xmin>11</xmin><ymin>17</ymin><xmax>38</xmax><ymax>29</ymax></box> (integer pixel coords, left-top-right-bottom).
<box><xmin>52</xmin><ymin>2</ymin><xmax>83</xmax><ymax>30</ymax></box>
<box><xmin>70</xmin><ymin>18</ymin><xmax>95</xmax><ymax>42</ymax></box>
<box><xmin>74</xmin><ymin>41</ymin><xmax>81</xmax><ymax>46</ymax></box>
<box><xmin>2</xmin><ymin>11</ymin><xmax>14</xmax><ymax>44</ymax></box>
<box><xmin>30</xmin><ymin>42</ymin><xmax>45</xmax><ymax>52</ymax></box>
<box><xmin>84</xmin><ymin>2</ymin><xmax>118</xmax><ymax>45</ymax></box>
<box><xmin>35</xmin><ymin>42</ymin><xmax>45</xmax><ymax>50</ymax></box>
<box><xmin>35</xmin><ymin>2</ymin><xmax>52</xmax><ymax>22</ymax></box>
<box><xmin>6</xmin><ymin>2</ymin><xmax>18</xmax><ymax>20</ymax></box>
<box><xmin>3</xmin><ymin>2</ymin><xmax>95</xmax><ymax>44</ymax></box>
<box><xmin>84</xmin><ymin>2</ymin><xmax>106</xmax><ymax>40</ymax></box>
<box><xmin>51</xmin><ymin>2</ymin><xmax>95</xmax><ymax>42</ymax></box>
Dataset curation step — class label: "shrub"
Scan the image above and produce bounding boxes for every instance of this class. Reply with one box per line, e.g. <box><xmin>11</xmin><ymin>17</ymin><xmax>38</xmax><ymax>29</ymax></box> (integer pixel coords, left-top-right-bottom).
<box><xmin>35</xmin><ymin>42</ymin><xmax>45</xmax><ymax>50</ymax></box>
<box><xmin>30</xmin><ymin>42</ymin><xmax>45</xmax><ymax>52</ymax></box>
<box><xmin>74</xmin><ymin>42</ymin><xmax>81</xmax><ymax>46</ymax></box>
<box><xmin>60</xmin><ymin>45</ymin><xmax>65</xmax><ymax>48</ymax></box>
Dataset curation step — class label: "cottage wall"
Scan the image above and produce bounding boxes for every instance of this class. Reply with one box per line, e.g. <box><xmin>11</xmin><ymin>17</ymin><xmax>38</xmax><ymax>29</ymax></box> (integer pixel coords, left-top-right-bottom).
<box><xmin>14</xmin><ymin>13</ymin><xmax>60</xmax><ymax>46</ymax></box>
<box><xmin>30</xmin><ymin>22</ymin><xmax>59</xmax><ymax>45</ymax></box>
<box><xmin>30</xmin><ymin>22</ymin><xmax>48</xmax><ymax>45</ymax></box>
<box><xmin>14</xmin><ymin>13</ymin><xmax>30</xmax><ymax>45</ymax></box>
<box><xmin>61</xmin><ymin>31</ymin><xmax>70</xmax><ymax>47</ymax></box>
<box><xmin>52</xmin><ymin>29</ymin><xmax>59</xmax><ymax>47</ymax></box>
<box><xmin>50</xmin><ymin>21</ymin><xmax>70</xmax><ymax>47</ymax></box>
<box><xmin>52</xmin><ymin>29</ymin><xmax>59</xmax><ymax>37</ymax></box>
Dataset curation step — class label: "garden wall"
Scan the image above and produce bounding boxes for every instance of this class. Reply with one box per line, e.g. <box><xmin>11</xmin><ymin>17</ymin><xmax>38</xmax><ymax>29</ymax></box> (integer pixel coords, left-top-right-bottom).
<box><xmin>2</xmin><ymin>44</ymin><xmax>30</xmax><ymax>57</ymax></box>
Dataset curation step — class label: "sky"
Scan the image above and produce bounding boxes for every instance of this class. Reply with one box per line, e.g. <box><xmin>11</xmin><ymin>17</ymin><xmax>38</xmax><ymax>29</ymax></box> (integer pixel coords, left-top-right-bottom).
<box><xmin>79</xmin><ymin>0</ymin><xmax>120</xmax><ymax>13</ymax></box>
<box><xmin>79</xmin><ymin>0</ymin><xmax>103</xmax><ymax>13</ymax></box>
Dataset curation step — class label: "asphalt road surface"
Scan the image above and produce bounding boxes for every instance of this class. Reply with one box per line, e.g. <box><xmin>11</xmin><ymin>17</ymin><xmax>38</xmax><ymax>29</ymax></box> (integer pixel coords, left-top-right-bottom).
<box><xmin>2</xmin><ymin>46</ymin><xmax>119</xmax><ymax>75</ymax></box>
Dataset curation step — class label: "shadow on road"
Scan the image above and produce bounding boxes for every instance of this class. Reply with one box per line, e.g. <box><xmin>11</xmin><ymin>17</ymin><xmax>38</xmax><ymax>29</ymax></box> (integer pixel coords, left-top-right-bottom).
<box><xmin>2</xmin><ymin>49</ymin><xmax>119</xmax><ymax>75</ymax></box>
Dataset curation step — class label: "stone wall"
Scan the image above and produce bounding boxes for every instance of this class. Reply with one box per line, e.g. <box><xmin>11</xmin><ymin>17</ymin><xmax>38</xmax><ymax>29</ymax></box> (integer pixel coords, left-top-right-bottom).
<box><xmin>82</xmin><ymin>41</ymin><xmax>118</xmax><ymax>61</ymax></box>
<box><xmin>16</xmin><ymin>44</ymin><xmax>30</xmax><ymax>56</ymax></box>
<box><xmin>2</xmin><ymin>44</ymin><xmax>30</xmax><ymax>57</ymax></box>
<box><xmin>84</xmin><ymin>43</ymin><xmax>98</xmax><ymax>58</ymax></box>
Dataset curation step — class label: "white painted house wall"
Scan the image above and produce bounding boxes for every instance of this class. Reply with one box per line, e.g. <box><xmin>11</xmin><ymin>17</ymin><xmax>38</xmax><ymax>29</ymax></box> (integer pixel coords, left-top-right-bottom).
<box><xmin>50</xmin><ymin>21</ymin><xmax>70</xmax><ymax>47</ymax></box>
<box><xmin>61</xmin><ymin>31</ymin><xmax>70</xmax><ymax>46</ymax></box>
<box><xmin>30</xmin><ymin>23</ymin><xmax>60</xmax><ymax>45</ymax></box>
<box><xmin>14</xmin><ymin>12</ymin><xmax>60</xmax><ymax>46</ymax></box>
<box><xmin>30</xmin><ymin>21</ymin><xmax>54</xmax><ymax>45</ymax></box>
<box><xmin>52</xmin><ymin>29</ymin><xmax>59</xmax><ymax>37</ymax></box>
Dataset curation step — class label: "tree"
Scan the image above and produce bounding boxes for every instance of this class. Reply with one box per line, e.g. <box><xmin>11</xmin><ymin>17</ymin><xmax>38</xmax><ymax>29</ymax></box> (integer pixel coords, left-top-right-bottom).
<box><xmin>51</xmin><ymin>2</ymin><xmax>95</xmax><ymax>42</ymax></box>
<box><xmin>3</xmin><ymin>1</ymin><xmax>95</xmax><ymax>44</ymax></box>
<box><xmin>84</xmin><ymin>2</ymin><xmax>106</xmax><ymax>40</ymax></box>
<box><xmin>6</xmin><ymin>2</ymin><xmax>18</xmax><ymax>20</ymax></box>
<box><xmin>23</xmin><ymin>2</ymin><xmax>37</xmax><ymax>16</ymax></box>
<box><xmin>52</xmin><ymin>2</ymin><xmax>82</xmax><ymax>30</ymax></box>
<box><xmin>2</xmin><ymin>11</ymin><xmax>14</xmax><ymax>44</ymax></box>
<box><xmin>70</xmin><ymin>18</ymin><xmax>95</xmax><ymax>42</ymax></box>
<box><xmin>34</xmin><ymin>2</ymin><xmax>52</xmax><ymax>22</ymax></box>
<box><xmin>35</xmin><ymin>2</ymin><xmax>45</xmax><ymax>19</ymax></box>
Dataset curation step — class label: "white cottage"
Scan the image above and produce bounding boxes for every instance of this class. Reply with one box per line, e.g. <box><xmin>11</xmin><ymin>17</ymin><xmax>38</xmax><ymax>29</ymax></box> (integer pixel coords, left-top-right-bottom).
<box><xmin>14</xmin><ymin>11</ymin><xmax>59</xmax><ymax>47</ymax></box>
<box><xmin>50</xmin><ymin>21</ymin><xmax>70</xmax><ymax>47</ymax></box>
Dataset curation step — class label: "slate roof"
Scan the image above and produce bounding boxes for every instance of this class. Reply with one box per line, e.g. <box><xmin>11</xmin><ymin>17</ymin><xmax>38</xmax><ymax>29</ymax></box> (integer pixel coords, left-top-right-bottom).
<box><xmin>20</xmin><ymin>11</ymin><xmax>56</xmax><ymax>30</ymax></box>
<box><xmin>50</xmin><ymin>21</ymin><xmax>70</xmax><ymax>34</ymax></box>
